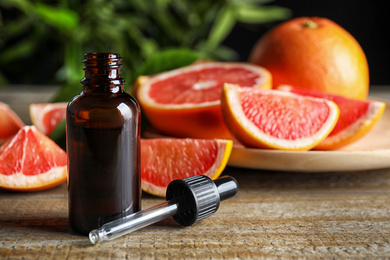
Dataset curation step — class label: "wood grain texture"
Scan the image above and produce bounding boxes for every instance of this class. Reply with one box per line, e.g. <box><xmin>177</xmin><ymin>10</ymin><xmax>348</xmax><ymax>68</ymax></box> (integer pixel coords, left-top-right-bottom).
<box><xmin>1</xmin><ymin>87</ymin><xmax>390</xmax><ymax>259</ymax></box>
<box><xmin>1</xmin><ymin>168</ymin><xmax>390</xmax><ymax>259</ymax></box>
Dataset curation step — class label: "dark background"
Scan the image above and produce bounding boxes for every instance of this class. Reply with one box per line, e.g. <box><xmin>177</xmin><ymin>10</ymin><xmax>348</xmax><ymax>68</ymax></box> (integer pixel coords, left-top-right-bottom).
<box><xmin>1</xmin><ymin>1</ymin><xmax>388</xmax><ymax>86</ymax></box>
<box><xmin>224</xmin><ymin>0</ymin><xmax>389</xmax><ymax>85</ymax></box>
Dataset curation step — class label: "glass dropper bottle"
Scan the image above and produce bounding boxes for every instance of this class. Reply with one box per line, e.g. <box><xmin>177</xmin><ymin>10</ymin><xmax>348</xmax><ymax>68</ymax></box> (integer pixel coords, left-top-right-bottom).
<box><xmin>66</xmin><ymin>53</ymin><xmax>141</xmax><ymax>235</ymax></box>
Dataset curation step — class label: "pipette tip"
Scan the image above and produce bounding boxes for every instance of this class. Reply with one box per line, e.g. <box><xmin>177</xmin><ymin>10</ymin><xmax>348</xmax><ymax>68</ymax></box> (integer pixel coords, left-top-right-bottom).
<box><xmin>89</xmin><ymin>229</ymin><xmax>102</xmax><ymax>244</ymax></box>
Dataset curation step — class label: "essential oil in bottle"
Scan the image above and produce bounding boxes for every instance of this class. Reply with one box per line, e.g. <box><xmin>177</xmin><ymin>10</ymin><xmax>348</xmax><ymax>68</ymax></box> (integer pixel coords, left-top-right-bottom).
<box><xmin>66</xmin><ymin>53</ymin><xmax>141</xmax><ymax>235</ymax></box>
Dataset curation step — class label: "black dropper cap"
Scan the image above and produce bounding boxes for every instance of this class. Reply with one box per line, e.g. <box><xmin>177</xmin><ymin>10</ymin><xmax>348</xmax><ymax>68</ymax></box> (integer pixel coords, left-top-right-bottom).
<box><xmin>166</xmin><ymin>175</ymin><xmax>238</xmax><ymax>226</ymax></box>
<box><xmin>89</xmin><ymin>175</ymin><xmax>239</xmax><ymax>244</ymax></box>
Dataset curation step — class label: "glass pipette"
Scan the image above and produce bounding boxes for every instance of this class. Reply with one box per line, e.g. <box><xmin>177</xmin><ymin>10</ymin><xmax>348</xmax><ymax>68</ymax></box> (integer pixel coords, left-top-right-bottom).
<box><xmin>89</xmin><ymin>175</ymin><xmax>238</xmax><ymax>244</ymax></box>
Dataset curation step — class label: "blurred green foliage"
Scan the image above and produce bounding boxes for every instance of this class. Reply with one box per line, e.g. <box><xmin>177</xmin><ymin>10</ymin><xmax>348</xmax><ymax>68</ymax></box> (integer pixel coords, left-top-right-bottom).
<box><xmin>0</xmin><ymin>0</ymin><xmax>290</xmax><ymax>95</ymax></box>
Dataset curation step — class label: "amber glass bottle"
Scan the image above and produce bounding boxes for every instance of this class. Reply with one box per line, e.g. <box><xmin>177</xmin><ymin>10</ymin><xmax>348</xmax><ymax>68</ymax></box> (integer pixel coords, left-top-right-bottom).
<box><xmin>66</xmin><ymin>53</ymin><xmax>141</xmax><ymax>235</ymax></box>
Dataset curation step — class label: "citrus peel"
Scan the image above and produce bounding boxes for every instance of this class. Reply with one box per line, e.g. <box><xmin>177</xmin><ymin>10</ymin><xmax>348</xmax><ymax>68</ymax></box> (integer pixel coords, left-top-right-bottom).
<box><xmin>141</xmin><ymin>138</ymin><xmax>233</xmax><ymax>197</ymax></box>
<box><xmin>136</xmin><ymin>62</ymin><xmax>272</xmax><ymax>139</ymax></box>
<box><xmin>221</xmin><ymin>83</ymin><xmax>340</xmax><ymax>151</ymax></box>
<box><xmin>30</xmin><ymin>103</ymin><xmax>67</xmax><ymax>135</ymax></box>
<box><xmin>0</xmin><ymin>126</ymin><xmax>67</xmax><ymax>191</ymax></box>
<box><xmin>0</xmin><ymin>102</ymin><xmax>24</xmax><ymax>143</ymax></box>
<box><xmin>278</xmin><ymin>85</ymin><xmax>386</xmax><ymax>150</ymax></box>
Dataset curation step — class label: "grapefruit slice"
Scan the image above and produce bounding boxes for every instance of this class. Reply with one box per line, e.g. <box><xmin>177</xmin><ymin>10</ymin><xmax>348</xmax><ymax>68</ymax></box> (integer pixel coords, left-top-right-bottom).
<box><xmin>30</xmin><ymin>102</ymin><xmax>67</xmax><ymax>135</ymax></box>
<box><xmin>141</xmin><ymin>138</ymin><xmax>233</xmax><ymax>197</ymax></box>
<box><xmin>136</xmin><ymin>62</ymin><xmax>272</xmax><ymax>139</ymax></box>
<box><xmin>221</xmin><ymin>84</ymin><xmax>340</xmax><ymax>151</ymax></box>
<box><xmin>0</xmin><ymin>102</ymin><xmax>24</xmax><ymax>143</ymax></box>
<box><xmin>0</xmin><ymin>126</ymin><xmax>67</xmax><ymax>191</ymax></box>
<box><xmin>278</xmin><ymin>85</ymin><xmax>386</xmax><ymax>150</ymax></box>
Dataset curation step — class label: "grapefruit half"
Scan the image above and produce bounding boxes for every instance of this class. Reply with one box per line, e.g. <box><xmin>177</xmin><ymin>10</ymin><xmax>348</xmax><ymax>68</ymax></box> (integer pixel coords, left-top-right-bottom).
<box><xmin>0</xmin><ymin>102</ymin><xmax>24</xmax><ymax>143</ymax></box>
<box><xmin>221</xmin><ymin>84</ymin><xmax>340</xmax><ymax>151</ymax></box>
<box><xmin>0</xmin><ymin>126</ymin><xmax>67</xmax><ymax>191</ymax></box>
<box><xmin>278</xmin><ymin>85</ymin><xmax>386</xmax><ymax>150</ymax></box>
<box><xmin>30</xmin><ymin>102</ymin><xmax>67</xmax><ymax>135</ymax></box>
<box><xmin>136</xmin><ymin>62</ymin><xmax>272</xmax><ymax>139</ymax></box>
<box><xmin>141</xmin><ymin>138</ymin><xmax>233</xmax><ymax>197</ymax></box>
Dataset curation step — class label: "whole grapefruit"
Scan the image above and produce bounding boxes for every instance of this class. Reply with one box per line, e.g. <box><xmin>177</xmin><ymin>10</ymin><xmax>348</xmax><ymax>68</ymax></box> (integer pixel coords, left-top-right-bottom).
<box><xmin>249</xmin><ymin>17</ymin><xmax>369</xmax><ymax>100</ymax></box>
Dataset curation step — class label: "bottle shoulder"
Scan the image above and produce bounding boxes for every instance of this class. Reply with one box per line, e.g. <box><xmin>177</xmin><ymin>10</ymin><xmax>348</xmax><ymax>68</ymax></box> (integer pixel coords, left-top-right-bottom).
<box><xmin>68</xmin><ymin>91</ymin><xmax>138</xmax><ymax>109</ymax></box>
<box><xmin>67</xmin><ymin>91</ymin><xmax>140</xmax><ymax>125</ymax></box>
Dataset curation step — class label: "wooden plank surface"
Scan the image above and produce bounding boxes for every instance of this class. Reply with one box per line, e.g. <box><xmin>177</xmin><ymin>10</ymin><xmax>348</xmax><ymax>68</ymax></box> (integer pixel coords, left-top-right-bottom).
<box><xmin>1</xmin><ymin>86</ymin><xmax>390</xmax><ymax>259</ymax></box>
<box><xmin>1</xmin><ymin>168</ymin><xmax>390</xmax><ymax>259</ymax></box>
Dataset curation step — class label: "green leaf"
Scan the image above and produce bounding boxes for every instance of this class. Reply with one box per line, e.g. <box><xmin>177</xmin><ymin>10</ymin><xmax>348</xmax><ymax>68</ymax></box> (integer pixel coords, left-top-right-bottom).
<box><xmin>228</xmin><ymin>0</ymin><xmax>274</xmax><ymax>4</ymax></box>
<box><xmin>205</xmin><ymin>6</ymin><xmax>236</xmax><ymax>49</ymax></box>
<box><xmin>64</xmin><ymin>40</ymin><xmax>84</xmax><ymax>84</ymax></box>
<box><xmin>35</xmin><ymin>3</ymin><xmax>79</xmax><ymax>31</ymax></box>
<box><xmin>53</xmin><ymin>39</ymin><xmax>84</xmax><ymax>102</ymax></box>
<box><xmin>154</xmin><ymin>12</ymin><xmax>185</xmax><ymax>43</ymax></box>
<box><xmin>1</xmin><ymin>16</ymin><xmax>33</xmax><ymax>37</ymax></box>
<box><xmin>135</xmin><ymin>48</ymin><xmax>207</xmax><ymax>78</ymax></box>
<box><xmin>0</xmin><ymin>71</ymin><xmax>8</xmax><ymax>86</ymax></box>
<box><xmin>0</xmin><ymin>0</ymin><xmax>291</xmax><ymax>89</ymax></box>
<box><xmin>51</xmin><ymin>82</ymin><xmax>81</xmax><ymax>103</ymax></box>
<box><xmin>49</xmin><ymin>119</ymin><xmax>66</xmax><ymax>150</ymax></box>
<box><xmin>235</xmin><ymin>5</ymin><xmax>291</xmax><ymax>24</ymax></box>
<box><xmin>195</xmin><ymin>40</ymin><xmax>238</xmax><ymax>61</ymax></box>
<box><xmin>130</xmin><ymin>0</ymin><xmax>149</xmax><ymax>13</ymax></box>
<box><xmin>155</xmin><ymin>0</ymin><xmax>171</xmax><ymax>10</ymax></box>
<box><xmin>124</xmin><ymin>20</ymin><xmax>158</xmax><ymax>59</ymax></box>
<box><xmin>0</xmin><ymin>0</ymin><xmax>34</xmax><ymax>15</ymax></box>
<box><xmin>0</xmin><ymin>38</ymin><xmax>35</xmax><ymax>65</ymax></box>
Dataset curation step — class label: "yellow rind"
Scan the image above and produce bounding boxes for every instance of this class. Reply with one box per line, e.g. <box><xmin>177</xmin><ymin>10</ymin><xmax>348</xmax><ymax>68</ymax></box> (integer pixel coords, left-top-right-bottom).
<box><xmin>315</xmin><ymin>101</ymin><xmax>386</xmax><ymax>150</ymax></box>
<box><xmin>29</xmin><ymin>103</ymin><xmax>67</xmax><ymax>135</ymax></box>
<box><xmin>141</xmin><ymin>139</ymin><xmax>233</xmax><ymax>198</ymax></box>
<box><xmin>29</xmin><ymin>104</ymin><xmax>42</xmax><ymax>133</ymax></box>
<box><xmin>0</xmin><ymin>126</ymin><xmax>67</xmax><ymax>192</ymax></box>
<box><xmin>0</xmin><ymin>166</ymin><xmax>67</xmax><ymax>192</ymax></box>
<box><xmin>221</xmin><ymin>83</ymin><xmax>340</xmax><ymax>151</ymax></box>
<box><xmin>210</xmin><ymin>139</ymin><xmax>233</xmax><ymax>180</ymax></box>
<box><xmin>135</xmin><ymin>62</ymin><xmax>272</xmax><ymax>140</ymax></box>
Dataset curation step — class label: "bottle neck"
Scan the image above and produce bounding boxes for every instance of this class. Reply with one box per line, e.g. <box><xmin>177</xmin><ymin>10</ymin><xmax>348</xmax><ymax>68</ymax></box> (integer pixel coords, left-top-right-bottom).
<box><xmin>81</xmin><ymin>53</ymin><xmax>125</xmax><ymax>93</ymax></box>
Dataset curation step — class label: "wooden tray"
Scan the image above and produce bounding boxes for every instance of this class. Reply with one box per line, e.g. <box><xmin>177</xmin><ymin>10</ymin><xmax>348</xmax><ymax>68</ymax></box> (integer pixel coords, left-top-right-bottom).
<box><xmin>228</xmin><ymin>102</ymin><xmax>390</xmax><ymax>172</ymax></box>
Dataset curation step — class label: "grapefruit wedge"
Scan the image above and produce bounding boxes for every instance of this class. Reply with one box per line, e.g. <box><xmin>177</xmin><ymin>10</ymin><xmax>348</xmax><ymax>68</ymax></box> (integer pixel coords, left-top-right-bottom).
<box><xmin>278</xmin><ymin>85</ymin><xmax>386</xmax><ymax>150</ymax></box>
<box><xmin>136</xmin><ymin>62</ymin><xmax>272</xmax><ymax>139</ymax></box>
<box><xmin>0</xmin><ymin>102</ymin><xmax>24</xmax><ymax>143</ymax></box>
<box><xmin>221</xmin><ymin>84</ymin><xmax>340</xmax><ymax>151</ymax></box>
<box><xmin>0</xmin><ymin>126</ymin><xmax>67</xmax><ymax>191</ymax></box>
<box><xmin>141</xmin><ymin>138</ymin><xmax>232</xmax><ymax>197</ymax></box>
<box><xmin>30</xmin><ymin>102</ymin><xmax>67</xmax><ymax>135</ymax></box>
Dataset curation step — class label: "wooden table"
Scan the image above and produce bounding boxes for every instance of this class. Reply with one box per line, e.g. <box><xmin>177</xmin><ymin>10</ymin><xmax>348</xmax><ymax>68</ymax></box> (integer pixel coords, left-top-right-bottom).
<box><xmin>1</xmin><ymin>86</ymin><xmax>390</xmax><ymax>259</ymax></box>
